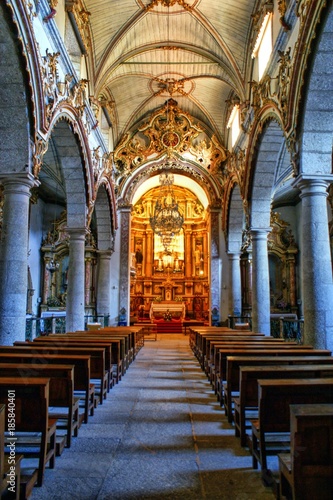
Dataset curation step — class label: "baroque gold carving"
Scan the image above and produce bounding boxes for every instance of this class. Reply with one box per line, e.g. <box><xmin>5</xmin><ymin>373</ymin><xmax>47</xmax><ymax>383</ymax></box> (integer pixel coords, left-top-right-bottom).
<box><xmin>32</xmin><ymin>136</ymin><xmax>49</xmax><ymax>177</ymax></box>
<box><xmin>275</xmin><ymin>48</ymin><xmax>292</xmax><ymax>122</ymax></box>
<box><xmin>65</xmin><ymin>1</ymin><xmax>92</xmax><ymax>52</ymax></box>
<box><xmin>114</xmin><ymin>99</ymin><xmax>227</xmax><ymax>175</ymax></box>
<box><xmin>277</xmin><ymin>0</ymin><xmax>291</xmax><ymax>30</ymax></box>
<box><xmin>146</xmin><ymin>0</ymin><xmax>193</xmax><ymax>12</ymax></box>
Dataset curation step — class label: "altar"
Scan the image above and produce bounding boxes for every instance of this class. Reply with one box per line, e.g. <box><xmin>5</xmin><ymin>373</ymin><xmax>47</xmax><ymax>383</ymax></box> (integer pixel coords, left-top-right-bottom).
<box><xmin>149</xmin><ymin>301</ymin><xmax>186</xmax><ymax>321</ymax></box>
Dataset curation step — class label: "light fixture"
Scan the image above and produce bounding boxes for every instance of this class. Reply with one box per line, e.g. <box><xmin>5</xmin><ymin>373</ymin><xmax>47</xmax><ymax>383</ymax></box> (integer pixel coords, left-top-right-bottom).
<box><xmin>149</xmin><ymin>170</ymin><xmax>184</xmax><ymax>251</ymax></box>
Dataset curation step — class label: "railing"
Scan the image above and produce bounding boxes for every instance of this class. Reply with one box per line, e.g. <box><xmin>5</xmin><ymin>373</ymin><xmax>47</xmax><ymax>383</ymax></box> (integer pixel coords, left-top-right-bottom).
<box><xmin>270</xmin><ymin>317</ymin><xmax>304</xmax><ymax>343</ymax></box>
<box><xmin>280</xmin><ymin>318</ymin><xmax>304</xmax><ymax>343</ymax></box>
<box><xmin>25</xmin><ymin>314</ymin><xmax>110</xmax><ymax>340</ymax></box>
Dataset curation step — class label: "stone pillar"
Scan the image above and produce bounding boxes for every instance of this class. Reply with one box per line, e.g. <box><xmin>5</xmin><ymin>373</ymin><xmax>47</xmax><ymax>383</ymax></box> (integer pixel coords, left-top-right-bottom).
<box><xmin>251</xmin><ymin>228</ymin><xmax>271</xmax><ymax>335</ymax></box>
<box><xmin>293</xmin><ymin>175</ymin><xmax>333</xmax><ymax>348</ymax></box>
<box><xmin>210</xmin><ymin>208</ymin><xmax>221</xmax><ymax>324</ymax></box>
<box><xmin>96</xmin><ymin>250</ymin><xmax>112</xmax><ymax>317</ymax></box>
<box><xmin>0</xmin><ymin>174</ymin><xmax>38</xmax><ymax>344</ymax></box>
<box><xmin>118</xmin><ymin>205</ymin><xmax>131</xmax><ymax>325</ymax></box>
<box><xmin>66</xmin><ymin>228</ymin><xmax>86</xmax><ymax>332</ymax></box>
<box><xmin>228</xmin><ymin>252</ymin><xmax>242</xmax><ymax>316</ymax></box>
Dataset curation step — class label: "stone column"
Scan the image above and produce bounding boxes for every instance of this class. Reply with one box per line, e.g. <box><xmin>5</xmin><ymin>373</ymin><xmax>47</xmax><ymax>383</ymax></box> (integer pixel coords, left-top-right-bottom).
<box><xmin>228</xmin><ymin>252</ymin><xmax>242</xmax><ymax>316</ymax></box>
<box><xmin>251</xmin><ymin>228</ymin><xmax>271</xmax><ymax>335</ymax></box>
<box><xmin>210</xmin><ymin>207</ymin><xmax>221</xmax><ymax>324</ymax></box>
<box><xmin>293</xmin><ymin>175</ymin><xmax>333</xmax><ymax>348</ymax></box>
<box><xmin>0</xmin><ymin>174</ymin><xmax>38</xmax><ymax>344</ymax></box>
<box><xmin>118</xmin><ymin>205</ymin><xmax>131</xmax><ymax>325</ymax></box>
<box><xmin>96</xmin><ymin>250</ymin><xmax>112</xmax><ymax>317</ymax></box>
<box><xmin>66</xmin><ymin>228</ymin><xmax>86</xmax><ymax>332</ymax></box>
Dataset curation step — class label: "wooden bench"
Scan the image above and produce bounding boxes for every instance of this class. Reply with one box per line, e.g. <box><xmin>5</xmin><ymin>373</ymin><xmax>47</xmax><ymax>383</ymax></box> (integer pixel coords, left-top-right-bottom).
<box><xmin>4</xmin><ymin>345</ymin><xmax>107</xmax><ymax>406</ymax></box>
<box><xmin>133</xmin><ymin>323</ymin><xmax>157</xmax><ymax>341</ymax></box>
<box><xmin>278</xmin><ymin>403</ymin><xmax>333</xmax><ymax>500</ymax></box>
<box><xmin>217</xmin><ymin>348</ymin><xmax>332</xmax><ymax>402</ymax></box>
<box><xmin>67</xmin><ymin>331</ymin><xmax>130</xmax><ymax>378</ymax></box>
<box><xmin>36</xmin><ymin>334</ymin><xmax>123</xmax><ymax>386</ymax></box>
<box><xmin>0</xmin><ymin>403</ymin><xmax>23</xmax><ymax>500</ymax></box>
<box><xmin>0</xmin><ymin>363</ymin><xmax>79</xmax><ymax>449</ymax></box>
<box><xmin>223</xmin><ymin>355</ymin><xmax>333</xmax><ymax>422</ymax></box>
<box><xmin>30</xmin><ymin>337</ymin><xmax>115</xmax><ymax>392</ymax></box>
<box><xmin>248</xmin><ymin>378</ymin><xmax>333</xmax><ymax>482</ymax></box>
<box><xmin>208</xmin><ymin>338</ymin><xmax>290</xmax><ymax>387</ymax></box>
<box><xmin>0</xmin><ymin>377</ymin><xmax>57</xmax><ymax>489</ymax></box>
<box><xmin>0</xmin><ymin>353</ymin><xmax>92</xmax><ymax>425</ymax></box>
<box><xmin>233</xmin><ymin>364</ymin><xmax>333</xmax><ymax>447</ymax></box>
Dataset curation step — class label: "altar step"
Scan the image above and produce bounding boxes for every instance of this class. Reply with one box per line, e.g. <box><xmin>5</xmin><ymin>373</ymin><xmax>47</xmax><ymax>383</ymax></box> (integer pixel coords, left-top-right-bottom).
<box><xmin>155</xmin><ymin>321</ymin><xmax>183</xmax><ymax>334</ymax></box>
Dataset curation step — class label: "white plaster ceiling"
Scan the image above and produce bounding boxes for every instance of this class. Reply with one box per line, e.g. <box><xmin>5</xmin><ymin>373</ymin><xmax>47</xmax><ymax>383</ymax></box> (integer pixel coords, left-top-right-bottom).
<box><xmin>85</xmin><ymin>0</ymin><xmax>258</xmax><ymax>147</ymax></box>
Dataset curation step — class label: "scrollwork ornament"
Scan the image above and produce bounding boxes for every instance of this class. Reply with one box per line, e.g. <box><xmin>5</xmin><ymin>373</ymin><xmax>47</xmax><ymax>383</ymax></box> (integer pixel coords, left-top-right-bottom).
<box><xmin>146</xmin><ymin>0</ymin><xmax>193</xmax><ymax>11</ymax></box>
<box><xmin>286</xmin><ymin>130</ymin><xmax>299</xmax><ymax>176</ymax></box>
<box><xmin>277</xmin><ymin>0</ymin><xmax>291</xmax><ymax>31</ymax></box>
<box><xmin>33</xmin><ymin>136</ymin><xmax>49</xmax><ymax>177</ymax></box>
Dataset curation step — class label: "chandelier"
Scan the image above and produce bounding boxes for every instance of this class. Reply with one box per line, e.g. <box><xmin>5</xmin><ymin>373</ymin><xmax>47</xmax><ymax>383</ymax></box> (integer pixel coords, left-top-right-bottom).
<box><xmin>150</xmin><ymin>171</ymin><xmax>184</xmax><ymax>251</ymax></box>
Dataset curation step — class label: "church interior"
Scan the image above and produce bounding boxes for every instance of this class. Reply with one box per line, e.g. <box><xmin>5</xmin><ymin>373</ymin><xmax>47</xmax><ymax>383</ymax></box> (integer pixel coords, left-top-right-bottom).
<box><xmin>0</xmin><ymin>0</ymin><xmax>333</xmax><ymax>499</ymax></box>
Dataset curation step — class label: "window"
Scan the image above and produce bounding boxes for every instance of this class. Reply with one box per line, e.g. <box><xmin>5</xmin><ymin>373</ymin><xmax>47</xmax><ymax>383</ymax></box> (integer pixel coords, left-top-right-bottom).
<box><xmin>227</xmin><ymin>105</ymin><xmax>240</xmax><ymax>147</ymax></box>
<box><xmin>252</xmin><ymin>13</ymin><xmax>272</xmax><ymax>80</ymax></box>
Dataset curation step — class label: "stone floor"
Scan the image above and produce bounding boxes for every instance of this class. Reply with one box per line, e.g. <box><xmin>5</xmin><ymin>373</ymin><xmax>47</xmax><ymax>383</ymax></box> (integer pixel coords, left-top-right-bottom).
<box><xmin>30</xmin><ymin>334</ymin><xmax>277</xmax><ymax>500</ymax></box>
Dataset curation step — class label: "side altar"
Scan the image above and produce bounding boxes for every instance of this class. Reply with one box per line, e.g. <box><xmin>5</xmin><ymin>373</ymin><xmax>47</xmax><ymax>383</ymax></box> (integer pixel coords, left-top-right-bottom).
<box><xmin>150</xmin><ymin>301</ymin><xmax>186</xmax><ymax>321</ymax></box>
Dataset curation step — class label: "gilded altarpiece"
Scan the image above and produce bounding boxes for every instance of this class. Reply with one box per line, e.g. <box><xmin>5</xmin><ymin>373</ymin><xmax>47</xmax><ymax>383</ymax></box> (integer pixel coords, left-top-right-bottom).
<box><xmin>130</xmin><ymin>185</ymin><xmax>210</xmax><ymax>322</ymax></box>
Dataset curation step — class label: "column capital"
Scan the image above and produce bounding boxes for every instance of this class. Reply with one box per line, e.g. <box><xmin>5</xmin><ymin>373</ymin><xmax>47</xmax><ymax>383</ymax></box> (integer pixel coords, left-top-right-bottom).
<box><xmin>228</xmin><ymin>251</ymin><xmax>242</xmax><ymax>259</ymax></box>
<box><xmin>292</xmin><ymin>174</ymin><xmax>333</xmax><ymax>198</ymax></box>
<box><xmin>66</xmin><ymin>227</ymin><xmax>87</xmax><ymax>241</ymax></box>
<box><xmin>96</xmin><ymin>249</ymin><xmax>113</xmax><ymax>258</ymax></box>
<box><xmin>0</xmin><ymin>172</ymin><xmax>40</xmax><ymax>194</ymax></box>
<box><xmin>250</xmin><ymin>228</ymin><xmax>271</xmax><ymax>240</ymax></box>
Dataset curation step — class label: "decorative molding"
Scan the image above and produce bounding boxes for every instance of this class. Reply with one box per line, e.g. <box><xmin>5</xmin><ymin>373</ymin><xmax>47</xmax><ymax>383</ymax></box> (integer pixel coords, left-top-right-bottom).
<box><xmin>114</xmin><ymin>99</ymin><xmax>227</xmax><ymax>177</ymax></box>
<box><xmin>65</xmin><ymin>0</ymin><xmax>92</xmax><ymax>53</ymax></box>
<box><xmin>145</xmin><ymin>0</ymin><xmax>193</xmax><ymax>12</ymax></box>
<box><xmin>277</xmin><ymin>0</ymin><xmax>291</xmax><ymax>30</ymax></box>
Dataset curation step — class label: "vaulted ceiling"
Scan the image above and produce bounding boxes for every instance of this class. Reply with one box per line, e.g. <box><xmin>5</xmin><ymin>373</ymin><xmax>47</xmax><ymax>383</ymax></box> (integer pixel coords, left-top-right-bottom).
<box><xmin>85</xmin><ymin>0</ymin><xmax>258</xmax><ymax>148</ymax></box>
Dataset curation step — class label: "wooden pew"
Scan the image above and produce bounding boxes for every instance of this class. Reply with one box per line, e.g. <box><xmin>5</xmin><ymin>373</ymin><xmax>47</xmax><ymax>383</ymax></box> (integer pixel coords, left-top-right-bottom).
<box><xmin>248</xmin><ymin>378</ymin><xmax>333</xmax><ymax>481</ymax></box>
<box><xmin>133</xmin><ymin>323</ymin><xmax>157</xmax><ymax>341</ymax></box>
<box><xmin>0</xmin><ymin>377</ymin><xmax>57</xmax><ymax>488</ymax></box>
<box><xmin>36</xmin><ymin>334</ymin><xmax>123</xmax><ymax>385</ymax></box>
<box><xmin>278</xmin><ymin>403</ymin><xmax>333</xmax><ymax>500</ymax></box>
<box><xmin>0</xmin><ymin>353</ymin><xmax>92</xmax><ymax>425</ymax></box>
<box><xmin>2</xmin><ymin>345</ymin><xmax>107</xmax><ymax>406</ymax></box>
<box><xmin>0</xmin><ymin>363</ymin><xmax>79</xmax><ymax>449</ymax></box>
<box><xmin>189</xmin><ymin>328</ymin><xmax>254</xmax><ymax>360</ymax></box>
<box><xmin>0</xmin><ymin>403</ymin><xmax>23</xmax><ymax>500</ymax></box>
<box><xmin>208</xmin><ymin>338</ymin><xmax>291</xmax><ymax>387</ymax></box>
<box><xmin>65</xmin><ymin>331</ymin><xmax>130</xmax><ymax>378</ymax></box>
<box><xmin>30</xmin><ymin>337</ymin><xmax>115</xmax><ymax>391</ymax></box>
<box><xmin>223</xmin><ymin>355</ymin><xmax>333</xmax><ymax>422</ymax></box>
<box><xmin>233</xmin><ymin>364</ymin><xmax>333</xmax><ymax>446</ymax></box>
<box><xmin>217</xmin><ymin>348</ymin><xmax>332</xmax><ymax>400</ymax></box>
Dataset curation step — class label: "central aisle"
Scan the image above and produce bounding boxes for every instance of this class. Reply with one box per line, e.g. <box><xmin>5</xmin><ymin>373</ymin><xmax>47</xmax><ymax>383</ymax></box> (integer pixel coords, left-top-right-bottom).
<box><xmin>31</xmin><ymin>334</ymin><xmax>275</xmax><ymax>500</ymax></box>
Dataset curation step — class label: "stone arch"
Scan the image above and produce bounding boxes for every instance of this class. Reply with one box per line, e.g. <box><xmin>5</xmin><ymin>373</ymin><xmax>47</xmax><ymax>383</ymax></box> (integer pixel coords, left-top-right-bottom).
<box><xmin>49</xmin><ymin>120</ymin><xmax>87</xmax><ymax>228</ymax></box>
<box><xmin>249</xmin><ymin>119</ymin><xmax>286</xmax><ymax>229</ymax></box>
<box><xmin>94</xmin><ymin>184</ymin><xmax>114</xmax><ymax>251</ymax></box>
<box><xmin>227</xmin><ymin>184</ymin><xmax>244</xmax><ymax>252</ymax></box>
<box><xmin>300</xmin><ymin>6</ymin><xmax>333</xmax><ymax>175</ymax></box>
<box><xmin>0</xmin><ymin>3</ymin><xmax>33</xmax><ymax>174</ymax></box>
<box><xmin>120</xmin><ymin>159</ymin><xmax>221</xmax><ymax>209</ymax></box>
